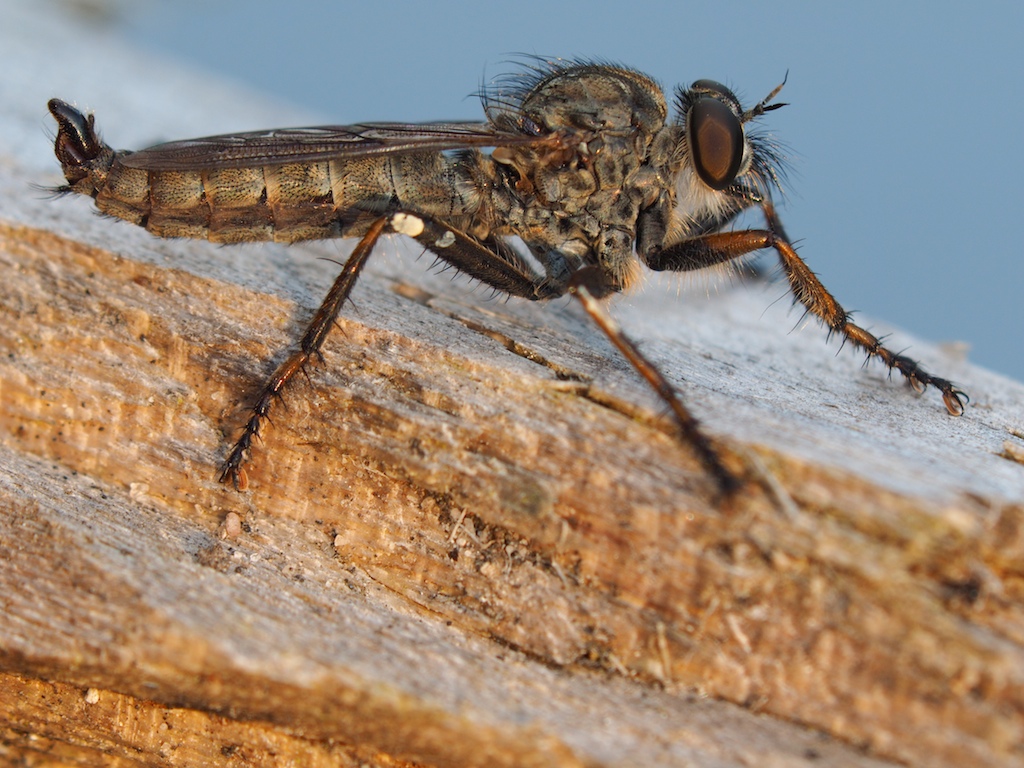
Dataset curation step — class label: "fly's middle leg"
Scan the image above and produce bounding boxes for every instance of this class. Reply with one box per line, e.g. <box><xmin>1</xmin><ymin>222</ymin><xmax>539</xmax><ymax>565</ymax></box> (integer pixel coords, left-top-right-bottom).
<box><xmin>569</xmin><ymin>267</ymin><xmax>740</xmax><ymax>497</ymax></box>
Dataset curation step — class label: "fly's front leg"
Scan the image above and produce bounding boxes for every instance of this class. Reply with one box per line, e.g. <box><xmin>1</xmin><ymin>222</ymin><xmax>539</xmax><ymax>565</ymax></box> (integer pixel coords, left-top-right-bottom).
<box><xmin>646</xmin><ymin>207</ymin><xmax>967</xmax><ymax>415</ymax></box>
<box><xmin>760</xmin><ymin>202</ymin><xmax>967</xmax><ymax>414</ymax></box>
<box><xmin>569</xmin><ymin>268</ymin><xmax>740</xmax><ymax>497</ymax></box>
<box><xmin>220</xmin><ymin>217</ymin><xmax>387</xmax><ymax>489</ymax></box>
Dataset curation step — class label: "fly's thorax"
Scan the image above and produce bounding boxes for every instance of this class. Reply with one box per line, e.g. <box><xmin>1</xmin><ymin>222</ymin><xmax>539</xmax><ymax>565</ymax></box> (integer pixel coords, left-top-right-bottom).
<box><xmin>489</xmin><ymin>64</ymin><xmax>670</xmax><ymax>207</ymax></box>
<box><xmin>517</xmin><ymin>64</ymin><xmax>668</xmax><ymax>136</ymax></box>
<box><xmin>486</xmin><ymin>141</ymin><xmax>668</xmax><ymax>296</ymax></box>
<box><xmin>487</xmin><ymin>65</ymin><xmax>677</xmax><ymax>276</ymax></box>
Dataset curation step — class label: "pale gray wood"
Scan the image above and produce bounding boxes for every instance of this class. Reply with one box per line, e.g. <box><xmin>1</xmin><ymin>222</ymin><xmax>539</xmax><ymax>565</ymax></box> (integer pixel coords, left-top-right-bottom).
<box><xmin>1</xmin><ymin>4</ymin><xmax>1022</xmax><ymax>767</ymax></box>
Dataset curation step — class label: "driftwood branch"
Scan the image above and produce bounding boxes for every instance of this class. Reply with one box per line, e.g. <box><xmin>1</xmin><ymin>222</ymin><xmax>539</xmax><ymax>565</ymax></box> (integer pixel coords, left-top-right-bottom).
<box><xmin>1</xmin><ymin>6</ymin><xmax>1023</xmax><ymax>767</ymax></box>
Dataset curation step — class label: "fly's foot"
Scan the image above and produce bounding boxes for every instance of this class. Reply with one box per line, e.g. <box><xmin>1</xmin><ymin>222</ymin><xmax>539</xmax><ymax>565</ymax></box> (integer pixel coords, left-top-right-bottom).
<box><xmin>218</xmin><ymin>395</ymin><xmax>276</xmax><ymax>490</ymax></box>
<box><xmin>218</xmin><ymin>418</ymin><xmax>260</xmax><ymax>490</ymax></box>
<box><xmin>834</xmin><ymin>318</ymin><xmax>968</xmax><ymax>416</ymax></box>
<box><xmin>910</xmin><ymin>371</ymin><xmax>968</xmax><ymax>416</ymax></box>
<box><xmin>219</xmin><ymin>457</ymin><xmax>249</xmax><ymax>491</ymax></box>
<box><xmin>882</xmin><ymin>349</ymin><xmax>968</xmax><ymax>416</ymax></box>
<box><xmin>942</xmin><ymin>385</ymin><xmax>969</xmax><ymax>416</ymax></box>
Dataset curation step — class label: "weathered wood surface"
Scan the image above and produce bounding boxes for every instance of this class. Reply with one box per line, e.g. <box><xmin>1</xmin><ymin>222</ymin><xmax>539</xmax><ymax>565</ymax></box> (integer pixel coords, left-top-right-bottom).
<box><xmin>2</xmin><ymin>5</ymin><xmax>1024</xmax><ymax>767</ymax></box>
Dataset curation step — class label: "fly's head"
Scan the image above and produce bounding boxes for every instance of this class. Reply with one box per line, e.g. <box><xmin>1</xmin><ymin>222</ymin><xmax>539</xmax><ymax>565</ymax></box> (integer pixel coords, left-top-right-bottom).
<box><xmin>670</xmin><ymin>78</ymin><xmax>788</xmax><ymax>232</ymax></box>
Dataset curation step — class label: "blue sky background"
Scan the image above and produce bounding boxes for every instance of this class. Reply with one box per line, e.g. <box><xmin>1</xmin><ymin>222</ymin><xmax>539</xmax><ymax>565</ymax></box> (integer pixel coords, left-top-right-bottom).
<box><xmin>111</xmin><ymin>0</ymin><xmax>1021</xmax><ymax>382</ymax></box>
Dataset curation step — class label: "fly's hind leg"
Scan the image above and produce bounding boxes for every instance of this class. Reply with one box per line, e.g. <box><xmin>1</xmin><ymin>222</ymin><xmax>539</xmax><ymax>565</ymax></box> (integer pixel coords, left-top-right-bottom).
<box><xmin>220</xmin><ymin>212</ymin><xmax>546</xmax><ymax>489</ymax></box>
<box><xmin>220</xmin><ymin>217</ymin><xmax>388</xmax><ymax>489</ymax></box>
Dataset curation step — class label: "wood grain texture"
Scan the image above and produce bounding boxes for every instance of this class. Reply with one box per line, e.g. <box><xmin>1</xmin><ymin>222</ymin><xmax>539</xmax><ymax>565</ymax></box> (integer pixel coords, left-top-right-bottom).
<box><xmin>2</xmin><ymin>5</ymin><xmax>1024</xmax><ymax>767</ymax></box>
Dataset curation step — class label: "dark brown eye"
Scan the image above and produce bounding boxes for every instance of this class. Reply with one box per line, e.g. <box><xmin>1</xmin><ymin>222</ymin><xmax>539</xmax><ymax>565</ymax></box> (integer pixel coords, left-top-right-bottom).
<box><xmin>688</xmin><ymin>97</ymin><xmax>743</xmax><ymax>190</ymax></box>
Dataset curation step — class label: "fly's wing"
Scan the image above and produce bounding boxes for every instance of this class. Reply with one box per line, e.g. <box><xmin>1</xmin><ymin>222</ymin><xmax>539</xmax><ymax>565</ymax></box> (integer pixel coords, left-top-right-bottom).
<box><xmin>119</xmin><ymin>122</ymin><xmax>558</xmax><ymax>171</ymax></box>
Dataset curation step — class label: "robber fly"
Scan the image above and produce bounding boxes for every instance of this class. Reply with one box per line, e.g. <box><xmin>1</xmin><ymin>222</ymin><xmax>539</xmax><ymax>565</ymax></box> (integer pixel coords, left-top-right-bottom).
<box><xmin>47</xmin><ymin>59</ymin><xmax>966</xmax><ymax>493</ymax></box>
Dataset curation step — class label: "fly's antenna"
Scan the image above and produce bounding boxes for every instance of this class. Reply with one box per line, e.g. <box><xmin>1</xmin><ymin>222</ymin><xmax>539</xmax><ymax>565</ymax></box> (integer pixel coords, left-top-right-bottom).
<box><xmin>742</xmin><ymin>72</ymin><xmax>788</xmax><ymax>123</ymax></box>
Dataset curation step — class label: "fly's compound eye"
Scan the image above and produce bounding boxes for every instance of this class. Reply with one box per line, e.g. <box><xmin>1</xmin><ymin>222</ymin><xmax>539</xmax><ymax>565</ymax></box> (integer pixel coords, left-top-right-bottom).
<box><xmin>687</xmin><ymin>96</ymin><xmax>744</xmax><ymax>191</ymax></box>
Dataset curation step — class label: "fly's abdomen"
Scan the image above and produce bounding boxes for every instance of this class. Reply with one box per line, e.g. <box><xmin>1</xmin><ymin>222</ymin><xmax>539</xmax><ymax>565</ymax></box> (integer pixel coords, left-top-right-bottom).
<box><xmin>49</xmin><ymin>99</ymin><xmax>480</xmax><ymax>245</ymax></box>
<box><xmin>150</xmin><ymin>155</ymin><xmax>475</xmax><ymax>243</ymax></box>
<box><xmin>137</xmin><ymin>163</ymin><xmax>336</xmax><ymax>244</ymax></box>
<box><xmin>94</xmin><ymin>161</ymin><xmax>367</xmax><ymax>244</ymax></box>
<box><xmin>92</xmin><ymin>161</ymin><xmax>346</xmax><ymax>243</ymax></box>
